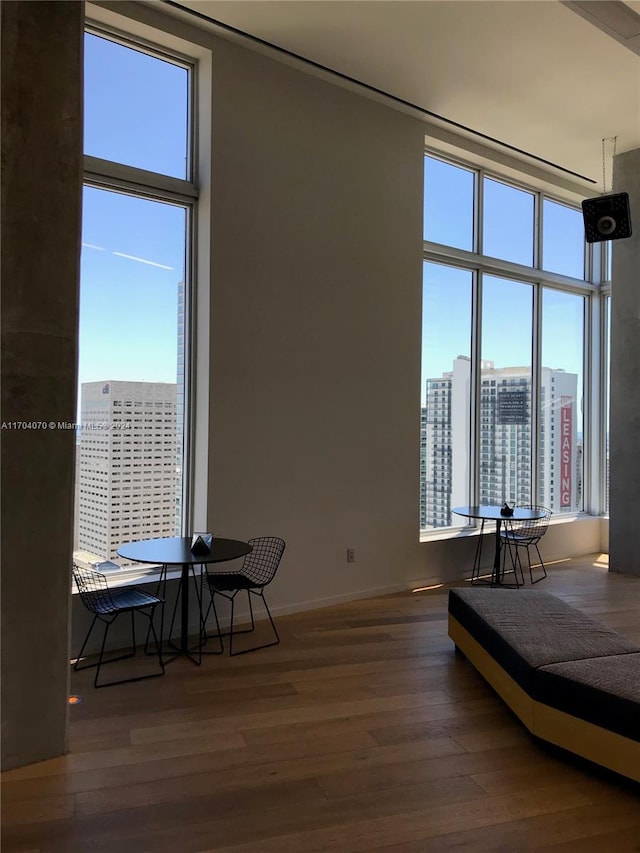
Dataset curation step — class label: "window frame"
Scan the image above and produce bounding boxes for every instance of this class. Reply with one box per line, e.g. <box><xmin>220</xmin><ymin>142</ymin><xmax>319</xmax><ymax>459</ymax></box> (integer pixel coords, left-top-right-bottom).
<box><xmin>421</xmin><ymin>150</ymin><xmax>602</xmax><ymax>537</ymax></box>
<box><xmin>80</xmin><ymin>22</ymin><xmax>200</xmax><ymax>563</ymax></box>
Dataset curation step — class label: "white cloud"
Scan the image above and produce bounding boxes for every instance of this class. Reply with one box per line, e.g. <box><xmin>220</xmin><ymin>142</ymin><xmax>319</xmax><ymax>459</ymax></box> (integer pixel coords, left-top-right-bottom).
<box><xmin>112</xmin><ymin>251</ymin><xmax>175</xmax><ymax>270</ymax></box>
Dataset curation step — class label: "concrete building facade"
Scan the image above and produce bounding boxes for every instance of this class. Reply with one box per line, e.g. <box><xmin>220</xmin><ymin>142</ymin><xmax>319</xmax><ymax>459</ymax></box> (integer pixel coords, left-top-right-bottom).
<box><xmin>421</xmin><ymin>358</ymin><xmax>580</xmax><ymax>529</ymax></box>
<box><xmin>77</xmin><ymin>380</ymin><xmax>178</xmax><ymax>561</ymax></box>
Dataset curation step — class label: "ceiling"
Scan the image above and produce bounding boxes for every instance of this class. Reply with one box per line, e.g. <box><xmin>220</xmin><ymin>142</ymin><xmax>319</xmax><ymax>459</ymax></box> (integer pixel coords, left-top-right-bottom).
<box><xmin>166</xmin><ymin>0</ymin><xmax>640</xmax><ymax>188</ymax></box>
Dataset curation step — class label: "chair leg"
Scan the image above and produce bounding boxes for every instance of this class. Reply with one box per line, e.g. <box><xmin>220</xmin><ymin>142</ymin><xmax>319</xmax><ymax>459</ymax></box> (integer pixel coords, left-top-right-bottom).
<box><xmin>145</xmin><ymin>610</ymin><xmax>166</xmax><ymax>678</ymax></box>
<box><xmin>499</xmin><ymin>533</ymin><xmax>522</xmax><ymax>588</ymax></box>
<box><xmin>73</xmin><ymin>610</ymin><xmax>166</xmax><ymax>688</ymax></box>
<box><xmin>187</xmin><ymin>564</ymin><xmax>204</xmax><ymax>663</ymax></box>
<box><xmin>471</xmin><ymin>520</ymin><xmax>485</xmax><ymax>583</ymax></box>
<box><xmin>94</xmin><ymin>617</ymin><xmax>111</xmax><ymax>688</ymax></box>
<box><xmin>200</xmin><ymin>584</ymin><xmax>224</xmax><ymax>656</ymax></box>
<box><xmin>73</xmin><ymin>614</ymin><xmax>99</xmax><ymax>670</ymax></box>
<box><xmin>168</xmin><ymin>580</ymin><xmax>181</xmax><ymax>651</ymax></box>
<box><xmin>144</xmin><ymin>564</ymin><xmax>167</xmax><ymax>656</ymax></box>
<box><xmin>229</xmin><ymin>590</ymin><xmax>280</xmax><ymax>656</ymax></box>
<box><xmin>258</xmin><ymin>590</ymin><xmax>280</xmax><ymax>647</ymax></box>
<box><xmin>514</xmin><ymin>544</ymin><xmax>525</xmax><ymax>586</ymax></box>
<box><xmin>530</xmin><ymin>543</ymin><xmax>547</xmax><ymax>583</ymax></box>
<box><xmin>95</xmin><ymin>610</ymin><xmax>165</xmax><ymax>688</ymax></box>
<box><xmin>215</xmin><ymin>592</ymin><xmax>255</xmax><ymax>639</ymax></box>
<box><xmin>73</xmin><ymin>614</ymin><xmax>135</xmax><ymax>680</ymax></box>
<box><xmin>228</xmin><ymin>594</ymin><xmax>236</xmax><ymax>656</ymax></box>
<box><xmin>223</xmin><ymin>590</ymin><xmax>253</xmax><ymax>656</ymax></box>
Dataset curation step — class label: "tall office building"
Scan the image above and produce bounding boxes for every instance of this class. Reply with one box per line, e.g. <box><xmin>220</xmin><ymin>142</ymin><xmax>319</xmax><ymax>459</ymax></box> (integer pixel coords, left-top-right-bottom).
<box><xmin>421</xmin><ymin>358</ymin><xmax>580</xmax><ymax>529</ymax></box>
<box><xmin>175</xmin><ymin>279</ymin><xmax>185</xmax><ymax>533</ymax></box>
<box><xmin>76</xmin><ymin>380</ymin><xmax>178</xmax><ymax>561</ymax></box>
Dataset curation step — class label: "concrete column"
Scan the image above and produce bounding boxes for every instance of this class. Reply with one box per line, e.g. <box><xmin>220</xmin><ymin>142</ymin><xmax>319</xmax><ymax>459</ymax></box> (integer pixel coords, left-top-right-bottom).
<box><xmin>609</xmin><ymin>147</ymin><xmax>640</xmax><ymax>576</ymax></box>
<box><xmin>1</xmin><ymin>1</ymin><xmax>83</xmax><ymax>768</ymax></box>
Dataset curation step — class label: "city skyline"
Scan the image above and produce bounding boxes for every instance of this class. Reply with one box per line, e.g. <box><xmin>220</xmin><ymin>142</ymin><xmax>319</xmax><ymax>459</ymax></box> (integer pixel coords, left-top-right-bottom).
<box><xmin>420</xmin><ymin>356</ymin><xmax>581</xmax><ymax>530</ymax></box>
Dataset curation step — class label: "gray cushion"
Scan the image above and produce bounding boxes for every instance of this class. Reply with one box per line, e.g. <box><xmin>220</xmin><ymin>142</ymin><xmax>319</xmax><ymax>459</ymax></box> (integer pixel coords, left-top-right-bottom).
<box><xmin>449</xmin><ymin>587</ymin><xmax>640</xmax><ymax>692</ymax></box>
<box><xmin>535</xmin><ymin>653</ymin><xmax>640</xmax><ymax>740</ymax></box>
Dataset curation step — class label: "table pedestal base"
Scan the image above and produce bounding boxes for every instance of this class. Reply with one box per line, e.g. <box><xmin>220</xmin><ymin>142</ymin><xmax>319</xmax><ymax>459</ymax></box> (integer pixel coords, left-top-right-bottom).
<box><xmin>151</xmin><ymin>564</ymin><xmax>221</xmax><ymax>666</ymax></box>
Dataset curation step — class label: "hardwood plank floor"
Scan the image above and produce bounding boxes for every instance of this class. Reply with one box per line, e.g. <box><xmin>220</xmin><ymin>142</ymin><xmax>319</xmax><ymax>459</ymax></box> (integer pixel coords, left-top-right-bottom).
<box><xmin>2</xmin><ymin>554</ymin><xmax>639</xmax><ymax>852</ymax></box>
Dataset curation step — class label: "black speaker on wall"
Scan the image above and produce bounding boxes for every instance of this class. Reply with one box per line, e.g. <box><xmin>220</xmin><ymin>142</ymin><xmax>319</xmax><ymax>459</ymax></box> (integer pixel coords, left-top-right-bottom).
<box><xmin>581</xmin><ymin>192</ymin><xmax>632</xmax><ymax>243</ymax></box>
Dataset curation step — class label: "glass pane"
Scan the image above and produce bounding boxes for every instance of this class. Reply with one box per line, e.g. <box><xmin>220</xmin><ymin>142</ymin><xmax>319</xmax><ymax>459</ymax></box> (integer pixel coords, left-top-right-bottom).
<box><xmin>605</xmin><ymin>296</ymin><xmax>611</xmax><ymax>513</ymax></box>
<box><xmin>420</xmin><ymin>263</ymin><xmax>472</xmax><ymax>531</ymax></box>
<box><xmin>606</xmin><ymin>241</ymin><xmax>613</xmax><ymax>282</ymax></box>
<box><xmin>84</xmin><ymin>33</ymin><xmax>189</xmax><ymax>179</ymax></box>
<box><xmin>423</xmin><ymin>157</ymin><xmax>474</xmax><ymax>251</ymax></box>
<box><xmin>539</xmin><ymin>289</ymin><xmax>584</xmax><ymax>514</ymax></box>
<box><xmin>483</xmin><ymin>178</ymin><xmax>534</xmax><ymax>266</ymax></box>
<box><xmin>542</xmin><ymin>199</ymin><xmax>585</xmax><ymax>279</ymax></box>
<box><xmin>75</xmin><ymin>187</ymin><xmax>187</xmax><ymax>565</ymax></box>
<box><xmin>480</xmin><ymin>276</ymin><xmax>533</xmax><ymax>507</ymax></box>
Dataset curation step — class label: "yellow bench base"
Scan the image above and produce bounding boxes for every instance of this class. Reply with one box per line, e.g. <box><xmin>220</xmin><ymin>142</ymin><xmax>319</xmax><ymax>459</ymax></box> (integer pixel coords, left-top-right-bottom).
<box><xmin>449</xmin><ymin>614</ymin><xmax>640</xmax><ymax>784</ymax></box>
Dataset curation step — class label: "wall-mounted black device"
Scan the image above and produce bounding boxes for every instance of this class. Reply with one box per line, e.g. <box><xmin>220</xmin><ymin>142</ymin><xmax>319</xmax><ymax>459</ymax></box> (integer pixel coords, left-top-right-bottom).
<box><xmin>581</xmin><ymin>192</ymin><xmax>632</xmax><ymax>243</ymax></box>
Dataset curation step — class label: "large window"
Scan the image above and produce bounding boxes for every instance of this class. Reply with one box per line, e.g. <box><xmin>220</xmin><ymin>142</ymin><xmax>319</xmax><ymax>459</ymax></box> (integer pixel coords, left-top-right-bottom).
<box><xmin>420</xmin><ymin>153</ymin><xmax>591</xmax><ymax>533</ymax></box>
<box><xmin>480</xmin><ymin>276</ymin><xmax>533</xmax><ymax>508</ymax></box>
<box><xmin>421</xmin><ymin>264</ymin><xmax>472</xmax><ymax>529</ymax></box>
<box><xmin>604</xmin><ymin>294</ymin><xmax>611</xmax><ymax>513</ymax></box>
<box><xmin>75</xmin><ymin>29</ymin><xmax>196</xmax><ymax>567</ymax></box>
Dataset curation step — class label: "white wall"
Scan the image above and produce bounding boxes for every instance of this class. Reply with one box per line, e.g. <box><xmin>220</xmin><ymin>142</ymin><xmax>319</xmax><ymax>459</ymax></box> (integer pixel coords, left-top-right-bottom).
<box><xmin>204</xmin><ymin>37</ymin><xmax>429</xmax><ymax>610</ymax></box>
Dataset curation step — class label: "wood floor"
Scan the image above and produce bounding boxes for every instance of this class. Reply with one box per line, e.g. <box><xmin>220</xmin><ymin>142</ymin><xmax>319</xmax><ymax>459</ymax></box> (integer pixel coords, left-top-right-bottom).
<box><xmin>3</xmin><ymin>554</ymin><xmax>640</xmax><ymax>852</ymax></box>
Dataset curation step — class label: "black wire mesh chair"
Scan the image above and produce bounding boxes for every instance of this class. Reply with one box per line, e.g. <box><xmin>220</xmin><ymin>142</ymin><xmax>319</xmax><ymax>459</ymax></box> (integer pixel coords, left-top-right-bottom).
<box><xmin>201</xmin><ymin>537</ymin><xmax>285</xmax><ymax>656</ymax></box>
<box><xmin>72</xmin><ymin>563</ymin><xmax>165</xmax><ymax>687</ymax></box>
<box><xmin>500</xmin><ymin>505</ymin><xmax>552</xmax><ymax>584</ymax></box>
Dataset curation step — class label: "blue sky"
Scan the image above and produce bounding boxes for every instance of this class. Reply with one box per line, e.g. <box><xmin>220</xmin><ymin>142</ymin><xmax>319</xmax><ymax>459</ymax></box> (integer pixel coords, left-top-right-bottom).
<box><xmin>84</xmin><ymin>32</ymin><xmax>188</xmax><ymax>178</ymax></box>
<box><xmin>79</xmin><ymin>33</ymin><xmax>189</xmax><ymax>413</ymax></box>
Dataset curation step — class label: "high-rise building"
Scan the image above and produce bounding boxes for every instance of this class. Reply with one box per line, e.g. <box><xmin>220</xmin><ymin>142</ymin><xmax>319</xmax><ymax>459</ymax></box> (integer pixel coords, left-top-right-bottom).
<box><xmin>421</xmin><ymin>358</ymin><xmax>580</xmax><ymax>529</ymax></box>
<box><xmin>76</xmin><ymin>380</ymin><xmax>178</xmax><ymax>561</ymax></box>
<box><xmin>175</xmin><ymin>279</ymin><xmax>185</xmax><ymax>533</ymax></box>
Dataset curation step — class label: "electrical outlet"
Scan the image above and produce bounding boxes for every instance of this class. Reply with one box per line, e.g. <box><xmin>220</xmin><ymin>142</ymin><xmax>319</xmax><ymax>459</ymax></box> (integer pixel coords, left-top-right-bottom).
<box><xmin>346</xmin><ymin>547</ymin><xmax>355</xmax><ymax>563</ymax></box>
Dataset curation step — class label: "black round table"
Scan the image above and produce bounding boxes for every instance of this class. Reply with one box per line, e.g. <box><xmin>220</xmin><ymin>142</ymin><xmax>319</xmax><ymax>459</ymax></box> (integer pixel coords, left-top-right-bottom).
<box><xmin>452</xmin><ymin>506</ymin><xmax>545</xmax><ymax>586</ymax></box>
<box><xmin>117</xmin><ymin>536</ymin><xmax>252</xmax><ymax>664</ymax></box>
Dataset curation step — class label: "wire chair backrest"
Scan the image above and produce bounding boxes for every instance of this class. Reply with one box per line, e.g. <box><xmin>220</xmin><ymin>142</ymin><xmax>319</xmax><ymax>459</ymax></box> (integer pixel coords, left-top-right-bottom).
<box><xmin>511</xmin><ymin>505</ymin><xmax>552</xmax><ymax>543</ymax></box>
<box><xmin>241</xmin><ymin>537</ymin><xmax>286</xmax><ymax>587</ymax></box>
<box><xmin>72</xmin><ymin>564</ymin><xmax>117</xmax><ymax>615</ymax></box>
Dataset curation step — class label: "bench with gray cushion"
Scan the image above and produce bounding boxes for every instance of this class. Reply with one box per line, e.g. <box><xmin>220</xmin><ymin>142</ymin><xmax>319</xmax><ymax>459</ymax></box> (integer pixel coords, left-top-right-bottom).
<box><xmin>448</xmin><ymin>586</ymin><xmax>640</xmax><ymax>782</ymax></box>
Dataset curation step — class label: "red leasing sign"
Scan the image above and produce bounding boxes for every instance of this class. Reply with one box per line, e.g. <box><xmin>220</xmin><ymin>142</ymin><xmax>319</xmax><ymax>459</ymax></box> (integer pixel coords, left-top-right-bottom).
<box><xmin>561</xmin><ymin>397</ymin><xmax>572</xmax><ymax>507</ymax></box>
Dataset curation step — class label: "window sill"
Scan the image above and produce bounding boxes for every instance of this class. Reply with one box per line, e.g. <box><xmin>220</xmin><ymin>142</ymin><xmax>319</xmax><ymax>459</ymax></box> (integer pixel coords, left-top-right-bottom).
<box><xmin>419</xmin><ymin>511</ymin><xmax>600</xmax><ymax>544</ymax></box>
<box><xmin>71</xmin><ymin>565</ymin><xmax>189</xmax><ymax>593</ymax></box>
